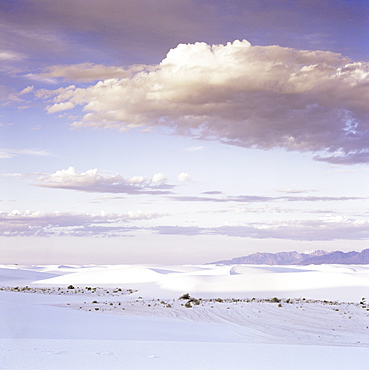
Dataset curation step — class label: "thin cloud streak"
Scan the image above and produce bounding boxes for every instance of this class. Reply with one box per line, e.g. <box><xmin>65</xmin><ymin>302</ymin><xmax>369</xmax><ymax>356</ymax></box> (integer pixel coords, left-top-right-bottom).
<box><xmin>314</xmin><ymin>151</ymin><xmax>369</xmax><ymax>165</ymax></box>
<box><xmin>153</xmin><ymin>219</ymin><xmax>369</xmax><ymax>241</ymax></box>
<box><xmin>2</xmin><ymin>210</ymin><xmax>368</xmax><ymax>242</ymax></box>
<box><xmin>0</xmin><ymin>148</ymin><xmax>53</xmax><ymax>159</ymax></box>
<box><xmin>169</xmin><ymin>194</ymin><xmax>364</xmax><ymax>203</ymax></box>
<box><xmin>0</xmin><ymin>210</ymin><xmax>165</xmax><ymax>237</ymax></box>
<box><xmin>40</xmin><ymin>63</ymin><xmax>136</xmax><ymax>82</ymax></box>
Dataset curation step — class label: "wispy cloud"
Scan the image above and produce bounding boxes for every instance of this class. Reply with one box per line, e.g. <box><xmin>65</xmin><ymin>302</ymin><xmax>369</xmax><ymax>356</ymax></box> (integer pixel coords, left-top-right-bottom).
<box><xmin>169</xmin><ymin>194</ymin><xmax>363</xmax><ymax>203</ymax></box>
<box><xmin>35</xmin><ymin>167</ymin><xmax>174</xmax><ymax>195</ymax></box>
<box><xmin>0</xmin><ymin>210</ymin><xmax>165</xmax><ymax>237</ymax></box>
<box><xmin>2</xmin><ymin>210</ymin><xmax>367</xmax><ymax>241</ymax></box>
<box><xmin>25</xmin><ymin>73</ymin><xmax>57</xmax><ymax>84</ymax></box>
<box><xmin>277</xmin><ymin>188</ymin><xmax>315</xmax><ymax>194</ymax></box>
<box><xmin>18</xmin><ymin>86</ymin><xmax>34</xmax><ymax>95</ymax></box>
<box><xmin>40</xmin><ymin>63</ymin><xmax>140</xmax><ymax>82</ymax></box>
<box><xmin>202</xmin><ymin>190</ymin><xmax>223</xmax><ymax>195</ymax></box>
<box><xmin>185</xmin><ymin>146</ymin><xmax>204</xmax><ymax>152</ymax></box>
<box><xmin>153</xmin><ymin>218</ymin><xmax>369</xmax><ymax>241</ymax></box>
<box><xmin>0</xmin><ymin>50</ymin><xmax>24</xmax><ymax>61</ymax></box>
<box><xmin>0</xmin><ymin>148</ymin><xmax>52</xmax><ymax>159</ymax></box>
<box><xmin>314</xmin><ymin>151</ymin><xmax>369</xmax><ymax>165</ymax></box>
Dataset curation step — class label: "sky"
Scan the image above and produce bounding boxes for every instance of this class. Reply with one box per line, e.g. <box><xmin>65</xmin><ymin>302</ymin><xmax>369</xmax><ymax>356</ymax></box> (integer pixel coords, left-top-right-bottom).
<box><xmin>1</xmin><ymin>0</ymin><xmax>369</xmax><ymax>265</ymax></box>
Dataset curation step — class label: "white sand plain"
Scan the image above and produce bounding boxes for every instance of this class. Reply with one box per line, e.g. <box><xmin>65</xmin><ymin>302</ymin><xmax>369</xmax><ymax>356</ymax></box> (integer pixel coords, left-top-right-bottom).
<box><xmin>1</xmin><ymin>263</ymin><xmax>369</xmax><ymax>369</ymax></box>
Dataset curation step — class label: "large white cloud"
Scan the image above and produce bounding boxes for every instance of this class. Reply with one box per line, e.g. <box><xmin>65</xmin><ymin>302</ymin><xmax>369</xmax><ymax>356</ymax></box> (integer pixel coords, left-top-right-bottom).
<box><xmin>35</xmin><ymin>167</ymin><xmax>174</xmax><ymax>194</ymax></box>
<box><xmin>37</xmin><ymin>40</ymin><xmax>369</xmax><ymax>163</ymax></box>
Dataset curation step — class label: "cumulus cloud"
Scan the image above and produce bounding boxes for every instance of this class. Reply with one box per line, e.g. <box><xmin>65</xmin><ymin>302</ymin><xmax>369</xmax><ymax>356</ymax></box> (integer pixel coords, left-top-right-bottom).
<box><xmin>177</xmin><ymin>172</ymin><xmax>191</xmax><ymax>182</ymax></box>
<box><xmin>35</xmin><ymin>167</ymin><xmax>174</xmax><ymax>194</ymax></box>
<box><xmin>153</xmin><ymin>218</ymin><xmax>369</xmax><ymax>241</ymax></box>
<box><xmin>46</xmin><ymin>101</ymin><xmax>75</xmax><ymax>113</ymax></box>
<box><xmin>0</xmin><ymin>210</ymin><xmax>165</xmax><ymax>237</ymax></box>
<box><xmin>151</xmin><ymin>172</ymin><xmax>167</xmax><ymax>184</ymax></box>
<box><xmin>38</xmin><ymin>40</ymin><xmax>369</xmax><ymax>162</ymax></box>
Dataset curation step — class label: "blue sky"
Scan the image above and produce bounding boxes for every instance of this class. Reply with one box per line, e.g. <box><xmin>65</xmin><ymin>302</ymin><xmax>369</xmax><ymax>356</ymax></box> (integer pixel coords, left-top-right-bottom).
<box><xmin>1</xmin><ymin>0</ymin><xmax>369</xmax><ymax>264</ymax></box>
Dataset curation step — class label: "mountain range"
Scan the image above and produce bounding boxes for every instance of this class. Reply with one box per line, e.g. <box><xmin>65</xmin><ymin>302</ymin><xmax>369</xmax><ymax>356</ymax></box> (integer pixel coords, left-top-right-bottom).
<box><xmin>211</xmin><ymin>249</ymin><xmax>369</xmax><ymax>265</ymax></box>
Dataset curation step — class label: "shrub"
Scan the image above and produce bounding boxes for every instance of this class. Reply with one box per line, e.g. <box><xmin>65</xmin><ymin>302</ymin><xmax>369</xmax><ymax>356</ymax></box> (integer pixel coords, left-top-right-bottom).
<box><xmin>67</xmin><ymin>285</ymin><xmax>75</xmax><ymax>290</ymax></box>
<box><xmin>179</xmin><ymin>293</ymin><xmax>191</xmax><ymax>300</ymax></box>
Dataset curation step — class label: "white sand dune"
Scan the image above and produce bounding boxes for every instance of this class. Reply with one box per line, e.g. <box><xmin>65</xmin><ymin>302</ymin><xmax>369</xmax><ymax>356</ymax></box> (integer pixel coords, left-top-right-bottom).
<box><xmin>35</xmin><ymin>265</ymin><xmax>166</xmax><ymax>285</ymax></box>
<box><xmin>1</xmin><ymin>263</ymin><xmax>369</xmax><ymax>369</ymax></box>
<box><xmin>20</xmin><ymin>263</ymin><xmax>369</xmax><ymax>301</ymax></box>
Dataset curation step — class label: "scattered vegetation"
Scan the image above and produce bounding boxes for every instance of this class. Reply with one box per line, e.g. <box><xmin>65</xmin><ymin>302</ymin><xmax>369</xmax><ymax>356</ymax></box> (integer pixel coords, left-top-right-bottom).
<box><xmin>0</xmin><ymin>286</ymin><xmax>137</xmax><ymax>296</ymax></box>
<box><xmin>2</xmin><ymin>286</ymin><xmax>367</xmax><ymax>336</ymax></box>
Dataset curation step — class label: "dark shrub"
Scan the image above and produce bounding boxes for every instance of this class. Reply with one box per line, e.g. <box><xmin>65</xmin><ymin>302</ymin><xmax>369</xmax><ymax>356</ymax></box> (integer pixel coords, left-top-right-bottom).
<box><xmin>179</xmin><ymin>293</ymin><xmax>191</xmax><ymax>300</ymax></box>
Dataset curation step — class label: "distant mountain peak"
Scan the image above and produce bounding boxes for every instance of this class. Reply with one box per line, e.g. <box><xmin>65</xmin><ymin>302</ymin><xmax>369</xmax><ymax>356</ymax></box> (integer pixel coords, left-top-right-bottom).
<box><xmin>210</xmin><ymin>249</ymin><xmax>369</xmax><ymax>265</ymax></box>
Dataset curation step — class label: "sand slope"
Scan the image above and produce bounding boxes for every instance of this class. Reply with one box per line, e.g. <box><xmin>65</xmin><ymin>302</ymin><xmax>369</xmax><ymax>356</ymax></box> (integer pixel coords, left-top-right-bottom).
<box><xmin>1</xmin><ymin>263</ymin><xmax>369</xmax><ymax>369</ymax></box>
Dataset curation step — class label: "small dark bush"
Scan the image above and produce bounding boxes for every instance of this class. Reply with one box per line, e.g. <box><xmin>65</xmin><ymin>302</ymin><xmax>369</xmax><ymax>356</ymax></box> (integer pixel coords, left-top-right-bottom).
<box><xmin>179</xmin><ymin>293</ymin><xmax>191</xmax><ymax>300</ymax></box>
